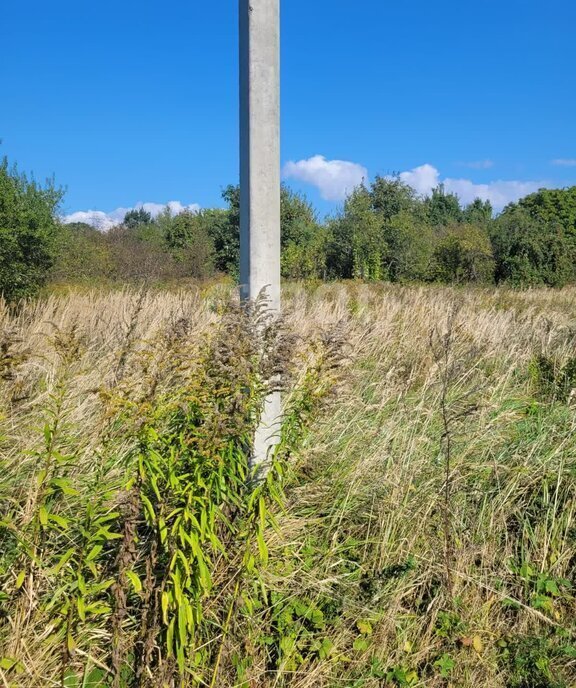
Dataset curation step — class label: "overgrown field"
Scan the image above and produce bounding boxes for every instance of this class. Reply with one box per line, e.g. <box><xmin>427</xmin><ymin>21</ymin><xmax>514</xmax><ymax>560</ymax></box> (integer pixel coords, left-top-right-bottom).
<box><xmin>1</xmin><ymin>283</ymin><xmax>576</xmax><ymax>688</ymax></box>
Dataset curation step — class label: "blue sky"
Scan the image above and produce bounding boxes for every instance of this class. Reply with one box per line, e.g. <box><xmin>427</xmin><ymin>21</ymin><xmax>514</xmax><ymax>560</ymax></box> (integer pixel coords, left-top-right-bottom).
<box><xmin>1</xmin><ymin>0</ymin><xmax>575</xmax><ymax>226</ymax></box>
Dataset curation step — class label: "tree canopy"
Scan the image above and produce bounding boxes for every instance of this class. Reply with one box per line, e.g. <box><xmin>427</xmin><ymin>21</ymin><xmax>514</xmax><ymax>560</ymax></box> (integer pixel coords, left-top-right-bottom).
<box><xmin>0</xmin><ymin>158</ymin><xmax>63</xmax><ymax>300</ymax></box>
<box><xmin>4</xmin><ymin>154</ymin><xmax>576</xmax><ymax>297</ymax></box>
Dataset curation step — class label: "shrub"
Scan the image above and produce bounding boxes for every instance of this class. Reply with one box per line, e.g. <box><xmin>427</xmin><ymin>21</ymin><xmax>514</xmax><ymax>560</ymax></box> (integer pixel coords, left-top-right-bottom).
<box><xmin>0</xmin><ymin>157</ymin><xmax>63</xmax><ymax>300</ymax></box>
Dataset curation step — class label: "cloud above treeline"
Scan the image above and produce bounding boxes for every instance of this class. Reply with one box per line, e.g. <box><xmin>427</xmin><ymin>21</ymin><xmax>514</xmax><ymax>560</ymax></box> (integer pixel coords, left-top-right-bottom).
<box><xmin>282</xmin><ymin>155</ymin><xmax>550</xmax><ymax>209</ymax></box>
<box><xmin>398</xmin><ymin>164</ymin><xmax>547</xmax><ymax>209</ymax></box>
<box><xmin>64</xmin><ymin>155</ymin><xmax>561</xmax><ymax>228</ymax></box>
<box><xmin>62</xmin><ymin>201</ymin><xmax>201</xmax><ymax>231</ymax></box>
<box><xmin>282</xmin><ymin>155</ymin><xmax>368</xmax><ymax>202</ymax></box>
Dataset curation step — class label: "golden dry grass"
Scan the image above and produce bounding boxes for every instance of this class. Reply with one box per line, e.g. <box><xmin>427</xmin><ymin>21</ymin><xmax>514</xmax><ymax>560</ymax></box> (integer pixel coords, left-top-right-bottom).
<box><xmin>1</xmin><ymin>282</ymin><xmax>576</xmax><ymax>687</ymax></box>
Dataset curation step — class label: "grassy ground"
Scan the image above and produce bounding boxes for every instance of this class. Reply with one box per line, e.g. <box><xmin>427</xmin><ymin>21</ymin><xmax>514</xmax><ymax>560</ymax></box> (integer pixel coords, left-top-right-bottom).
<box><xmin>1</xmin><ymin>283</ymin><xmax>575</xmax><ymax>687</ymax></box>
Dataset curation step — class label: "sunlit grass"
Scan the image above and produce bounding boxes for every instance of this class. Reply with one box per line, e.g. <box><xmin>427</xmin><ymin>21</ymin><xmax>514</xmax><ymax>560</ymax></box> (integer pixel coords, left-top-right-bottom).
<box><xmin>1</xmin><ymin>283</ymin><xmax>575</xmax><ymax>687</ymax></box>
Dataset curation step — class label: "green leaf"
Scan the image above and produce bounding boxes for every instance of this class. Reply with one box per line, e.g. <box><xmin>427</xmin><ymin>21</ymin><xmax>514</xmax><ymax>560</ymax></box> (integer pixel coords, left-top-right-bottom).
<box><xmin>356</xmin><ymin>620</ymin><xmax>373</xmax><ymax>636</ymax></box>
<box><xmin>52</xmin><ymin>548</ymin><xmax>75</xmax><ymax>574</ymax></box>
<box><xmin>67</xmin><ymin>632</ymin><xmax>77</xmax><ymax>653</ymax></box>
<box><xmin>196</xmin><ymin>552</ymin><xmax>212</xmax><ymax>592</ymax></box>
<box><xmin>15</xmin><ymin>570</ymin><xmax>26</xmax><ymax>589</ymax></box>
<box><xmin>0</xmin><ymin>657</ymin><xmax>24</xmax><ymax>673</ymax></box>
<box><xmin>77</xmin><ymin>597</ymin><xmax>86</xmax><ymax>621</ymax></box>
<box><xmin>140</xmin><ymin>494</ymin><xmax>156</xmax><ymax>523</ymax></box>
<box><xmin>48</xmin><ymin>513</ymin><xmax>69</xmax><ymax>529</ymax></box>
<box><xmin>256</xmin><ymin>530</ymin><xmax>268</xmax><ymax>566</ymax></box>
<box><xmin>38</xmin><ymin>505</ymin><xmax>48</xmax><ymax>526</ymax></box>
<box><xmin>84</xmin><ymin>602</ymin><xmax>111</xmax><ymax>616</ymax></box>
<box><xmin>178</xmin><ymin>608</ymin><xmax>187</xmax><ymax>650</ymax></box>
<box><xmin>176</xmin><ymin>550</ymin><xmax>191</xmax><ymax>577</ymax></box>
<box><xmin>166</xmin><ymin>618</ymin><xmax>176</xmax><ymax>655</ymax></box>
<box><xmin>258</xmin><ymin>496</ymin><xmax>267</xmax><ymax>531</ymax></box>
<box><xmin>50</xmin><ymin>478</ymin><xmax>79</xmax><ymax>496</ymax></box>
<box><xmin>318</xmin><ymin>638</ymin><xmax>334</xmax><ymax>660</ymax></box>
<box><xmin>126</xmin><ymin>571</ymin><xmax>142</xmax><ymax>594</ymax></box>
<box><xmin>44</xmin><ymin>424</ymin><xmax>53</xmax><ymax>445</ymax></box>
<box><xmin>85</xmin><ymin>544</ymin><xmax>103</xmax><ymax>563</ymax></box>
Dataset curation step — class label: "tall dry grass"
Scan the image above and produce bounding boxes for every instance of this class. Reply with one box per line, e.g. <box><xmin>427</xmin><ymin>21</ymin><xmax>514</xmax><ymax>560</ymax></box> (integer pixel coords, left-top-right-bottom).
<box><xmin>1</xmin><ymin>283</ymin><xmax>576</xmax><ymax>687</ymax></box>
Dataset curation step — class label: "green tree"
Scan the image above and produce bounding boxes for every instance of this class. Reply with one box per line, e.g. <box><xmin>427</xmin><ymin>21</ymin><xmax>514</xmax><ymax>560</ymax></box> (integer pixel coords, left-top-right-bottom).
<box><xmin>491</xmin><ymin>207</ymin><xmax>575</xmax><ymax>287</ymax></box>
<box><xmin>369</xmin><ymin>175</ymin><xmax>419</xmax><ymax>221</ymax></box>
<box><xmin>425</xmin><ymin>185</ymin><xmax>463</xmax><ymax>226</ymax></box>
<box><xmin>0</xmin><ymin>158</ymin><xmax>64</xmax><ymax>301</ymax></box>
<box><xmin>219</xmin><ymin>184</ymin><xmax>326</xmax><ymax>279</ymax></box>
<box><xmin>327</xmin><ymin>186</ymin><xmax>385</xmax><ymax>279</ymax></box>
<box><xmin>516</xmin><ymin>186</ymin><xmax>576</xmax><ymax>234</ymax></box>
<box><xmin>463</xmin><ymin>198</ymin><xmax>493</xmax><ymax>225</ymax></box>
<box><xmin>382</xmin><ymin>210</ymin><xmax>434</xmax><ymax>282</ymax></box>
<box><xmin>51</xmin><ymin>222</ymin><xmax>113</xmax><ymax>283</ymax></box>
<box><xmin>123</xmin><ymin>208</ymin><xmax>152</xmax><ymax>229</ymax></box>
<box><xmin>432</xmin><ymin>224</ymin><xmax>495</xmax><ymax>283</ymax></box>
<box><xmin>200</xmin><ymin>208</ymin><xmax>236</xmax><ymax>274</ymax></box>
<box><xmin>282</xmin><ymin>223</ymin><xmax>329</xmax><ymax>279</ymax></box>
<box><xmin>161</xmin><ymin>210</ymin><xmax>215</xmax><ymax>278</ymax></box>
<box><xmin>279</xmin><ymin>187</ymin><xmax>327</xmax><ymax>278</ymax></box>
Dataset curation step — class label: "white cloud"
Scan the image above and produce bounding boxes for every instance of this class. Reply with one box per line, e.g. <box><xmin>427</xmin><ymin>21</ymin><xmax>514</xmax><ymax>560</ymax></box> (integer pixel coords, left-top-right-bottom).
<box><xmin>282</xmin><ymin>155</ymin><xmax>368</xmax><ymax>201</ymax></box>
<box><xmin>551</xmin><ymin>158</ymin><xmax>576</xmax><ymax>167</ymax></box>
<box><xmin>443</xmin><ymin>178</ymin><xmax>544</xmax><ymax>209</ymax></box>
<box><xmin>62</xmin><ymin>201</ymin><xmax>201</xmax><ymax>231</ymax></box>
<box><xmin>399</xmin><ymin>164</ymin><xmax>440</xmax><ymax>196</ymax></box>
<box><xmin>398</xmin><ymin>164</ymin><xmax>546</xmax><ymax>210</ymax></box>
<box><xmin>458</xmin><ymin>159</ymin><xmax>494</xmax><ymax>170</ymax></box>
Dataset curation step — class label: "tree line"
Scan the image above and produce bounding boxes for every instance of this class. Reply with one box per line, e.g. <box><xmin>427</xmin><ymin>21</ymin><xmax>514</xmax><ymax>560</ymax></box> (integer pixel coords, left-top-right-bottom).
<box><xmin>2</xmin><ymin>155</ymin><xmax>576</xmax><ymax>301</ymax></box>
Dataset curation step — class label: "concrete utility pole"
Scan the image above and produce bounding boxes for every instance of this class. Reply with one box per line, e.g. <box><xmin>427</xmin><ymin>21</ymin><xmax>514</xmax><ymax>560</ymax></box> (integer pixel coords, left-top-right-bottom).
<box><xmin>239</xmin><ymin>0</ymin><xmax>281</xmax><ymax>471</ymax></box>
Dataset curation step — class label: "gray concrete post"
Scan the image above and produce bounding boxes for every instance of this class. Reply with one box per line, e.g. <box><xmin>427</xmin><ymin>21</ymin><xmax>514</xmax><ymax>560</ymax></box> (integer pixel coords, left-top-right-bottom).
<box><xmin>239</xmin><ymin>0</ymin><xmax>281</xmax><ymax>472</ymax></box>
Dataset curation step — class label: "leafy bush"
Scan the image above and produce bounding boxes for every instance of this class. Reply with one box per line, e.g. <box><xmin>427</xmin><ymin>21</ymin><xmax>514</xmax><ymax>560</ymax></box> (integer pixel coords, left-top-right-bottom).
<box><xmin>0</xmin><ymin>158</ymin><xmax>63</xmax><ymax>300</ymax></box>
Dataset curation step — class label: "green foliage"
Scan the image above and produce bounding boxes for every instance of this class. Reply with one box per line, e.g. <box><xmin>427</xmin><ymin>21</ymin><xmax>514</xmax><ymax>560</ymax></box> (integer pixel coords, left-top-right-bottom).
<box><xmin>51</xmin><ymin>223</ymin><xmax>113</xmax><ymax>283</ymax></box>
<box><xmin>6</xmin><ymin>152</ymin><xmax>576</xmax><ymax>296</ymax></box>
<box><xmin>529</xmin><ymin>354</ymin><xmax>576</xmax><ymax>403</ymax></box>
<box><xmin>498</xmin><ymin>636</ymin><xmax>572</xmax><ymax>688</ymax></box>
<box><xmin>492</xmin><ymin>207</ymin><xmax>576</xmax><ymax>287</ymax></box>
<box><xmin>431</xmin><ymin>223</ymin><xmax>495</xmax><ymax>283</ymax></box>
<box><xmin>161</xmin><ymin>209</ymin><xmax>215</xmax><ymax>278</ymax></box>
<box><xmin>464</xmin><ymin>197</ymin><xmax>493</xmax><ymax>225</ymax></box>
<box><xmin>370</xmin><ymin>175</ymin><xmax>419</xmax><ymax>221</ymax></box>
<box><xmin>434</xmin><ymin>652</ymin><xmax>456</xmax><ymax>678</ymax></box>
<box><xmin>0</xmin><ymin>157</ymin><xmax>64</xmax><ymax>300</ymax></box>
<box><xmin>425</xmin><ymin>184</ymin><xmax>464</xmax><ymax>226</ymax></box>
<box><xmin>280</xmin><ymin>187</ymin><xmax>327</xmax><ymax>279</ymax></box>
<box><xmin>223</xmin><ymin>183</ymin><xmax>328</xmax><ymax>279</ymax></box>
<box><xmin>123</xmin><ymin>208</ymin><xmax>152</xmax><ymax>229</ymax></box>
<box><xmin>328</xmin><ymin>186</ymin><xmax>385</xmax><ymax>280</ymax></box>
<box><xmin>261</xmin><ymin>593</ymin><xmax>330</xmax><ymax>672</ymax></box>
<box><xmin>382</xmin><ymin>210</ymin><xmax>434</xmax><ymax>282</ymax></box>
<box><xmin>0</xmin><ymin>293</ymin><xmax>344</xmax><ymax>686</ymax></box>
<box><xmin>516</xmin><ymin>187</ymin><xmax>576</xmax><ymax>234</ymax></box>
